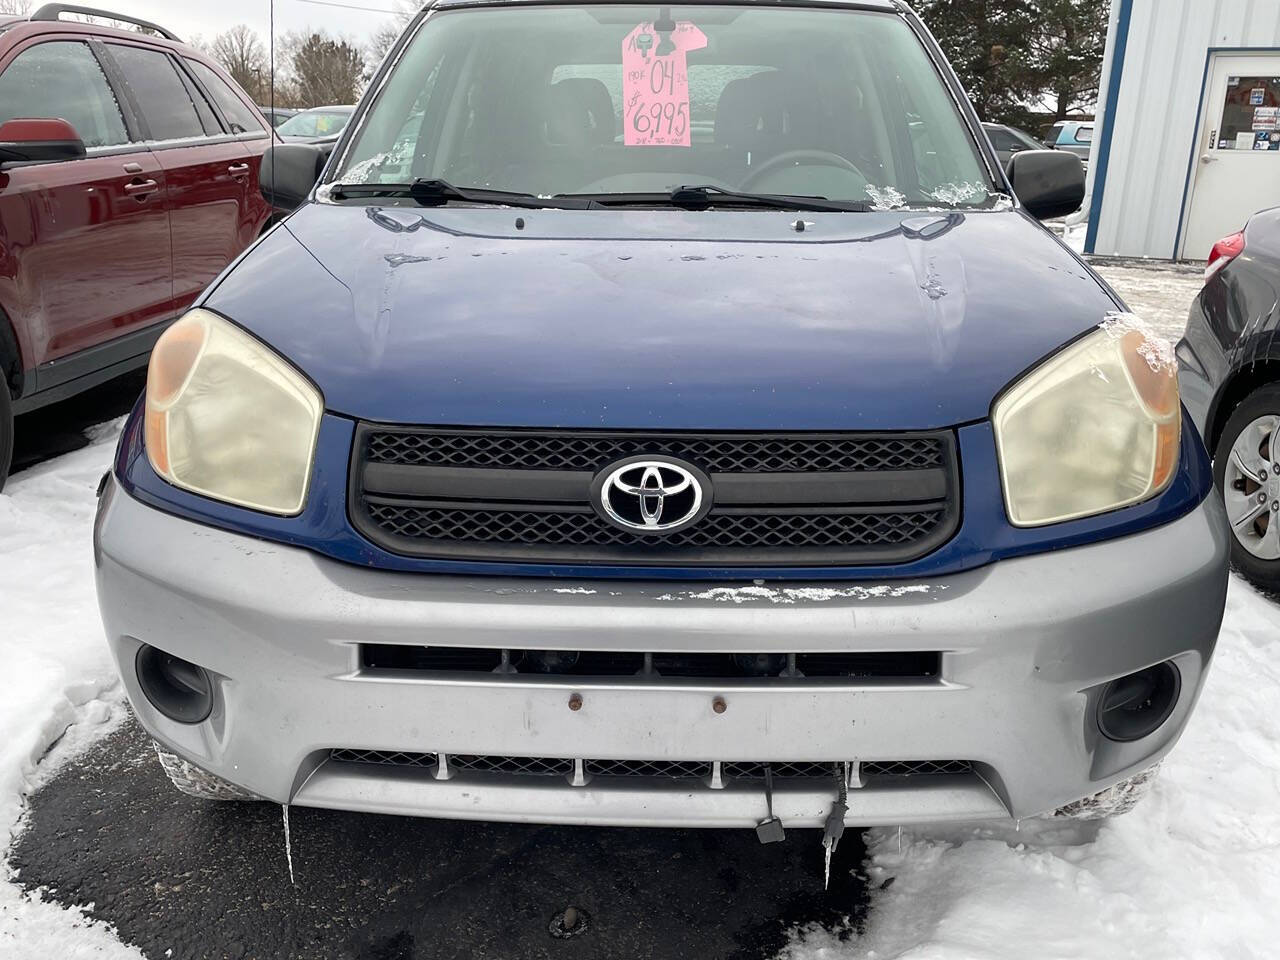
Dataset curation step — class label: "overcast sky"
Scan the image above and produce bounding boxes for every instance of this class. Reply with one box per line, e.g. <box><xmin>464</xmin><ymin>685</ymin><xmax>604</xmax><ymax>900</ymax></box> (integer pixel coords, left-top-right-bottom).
<box><xmin>92</xmin><ymin>0</ymin><xmax>408</xmax><ymax>48</ymax></box>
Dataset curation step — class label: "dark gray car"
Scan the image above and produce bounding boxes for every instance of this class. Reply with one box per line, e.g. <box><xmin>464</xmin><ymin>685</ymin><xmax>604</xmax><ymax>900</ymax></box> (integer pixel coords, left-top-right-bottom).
<box><xmin>982</xmin><ymin>122</ymin><xmax>1045</xmax><ymax>169</ymax></box>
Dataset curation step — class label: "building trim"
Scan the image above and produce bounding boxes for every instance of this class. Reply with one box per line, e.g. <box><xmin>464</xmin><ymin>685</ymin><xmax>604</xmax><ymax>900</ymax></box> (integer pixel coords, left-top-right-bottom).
<box><xmin>1084</xmin><ymin>0</ymin><xmax>1134</xmax><ymax>255</ymax></box>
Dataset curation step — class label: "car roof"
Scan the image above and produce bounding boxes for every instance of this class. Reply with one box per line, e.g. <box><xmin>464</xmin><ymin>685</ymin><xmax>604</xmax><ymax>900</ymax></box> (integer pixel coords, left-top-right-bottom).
<box><xmin>300</xmin><ymin>105</ymin><xmax>355</xmax><ymax>114</ymax></box>
<box><xmin>0</xmin><ymin>16</ymin><xmax>192</xmax><ymax>52</ymax></box>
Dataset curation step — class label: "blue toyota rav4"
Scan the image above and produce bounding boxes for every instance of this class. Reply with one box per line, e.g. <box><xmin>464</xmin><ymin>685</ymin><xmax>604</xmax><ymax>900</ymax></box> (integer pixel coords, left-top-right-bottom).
<box><xmin>95</xmin><ymin>0</ymin><xmax>1228</xmax><ymax>838</ymax></box>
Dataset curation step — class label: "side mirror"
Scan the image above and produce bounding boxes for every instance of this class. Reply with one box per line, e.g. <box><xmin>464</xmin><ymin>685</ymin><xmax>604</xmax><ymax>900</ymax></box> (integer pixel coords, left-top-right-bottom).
<box><xmin>1007</xmin><ymin>150</ymin><xmax>1085</xmax><ymax>221</ymax></box>
<box><xmin>0</xmin><ymin>118</ymin><xmax>86</xmax><ymax>166</ymax></box>
<box><xmin>260</xmin><ymin>143</ymin><xmax>328</xmax><ymax>211</ymax></box>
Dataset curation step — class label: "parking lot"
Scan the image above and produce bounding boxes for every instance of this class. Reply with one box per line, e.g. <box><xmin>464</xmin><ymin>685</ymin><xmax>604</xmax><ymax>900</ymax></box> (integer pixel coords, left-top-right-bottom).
<box><xmin>8</xmin><ymin>260</ymin><xmax>1276</xmax><ymax>960</ymax></box>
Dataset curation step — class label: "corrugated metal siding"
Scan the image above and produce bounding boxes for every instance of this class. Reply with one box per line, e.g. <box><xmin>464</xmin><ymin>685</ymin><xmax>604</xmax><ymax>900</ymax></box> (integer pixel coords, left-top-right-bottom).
<box><xmin>1088</xmin><ymin>0</ymin><xmax>1280</xmax><ymax>259</ymax></box>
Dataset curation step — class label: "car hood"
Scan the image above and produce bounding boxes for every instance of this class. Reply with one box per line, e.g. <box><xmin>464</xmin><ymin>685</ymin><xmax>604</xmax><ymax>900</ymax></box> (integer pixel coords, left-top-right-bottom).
<box><xmin>205</xmin><ymin>203</ymin><xmax>1120</xmax><ymax>430</ymax></box>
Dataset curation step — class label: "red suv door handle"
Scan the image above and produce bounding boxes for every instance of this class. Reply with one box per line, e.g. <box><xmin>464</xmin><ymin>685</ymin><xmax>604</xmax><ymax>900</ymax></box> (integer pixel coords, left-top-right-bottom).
<box><xmin>228</xmin><ymin>164</ymin><xmax>251</xmax><ymax>179</ymax></box>
<box><xmin>124</xmin><ymin>179</ymin><xmax>159</xmax><ymax>198</ymax></box>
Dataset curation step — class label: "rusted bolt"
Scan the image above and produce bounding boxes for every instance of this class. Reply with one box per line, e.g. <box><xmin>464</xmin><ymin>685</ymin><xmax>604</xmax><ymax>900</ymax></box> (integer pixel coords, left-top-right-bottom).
<box><xmin>712</xmin><ymin>696</ymin><xmax>727</xmax><ymax>714</ymax></box>
<box><xmin>568</xmin><ymin>693</ymin><xmax>583</xmax><ymax>711</ymax></box>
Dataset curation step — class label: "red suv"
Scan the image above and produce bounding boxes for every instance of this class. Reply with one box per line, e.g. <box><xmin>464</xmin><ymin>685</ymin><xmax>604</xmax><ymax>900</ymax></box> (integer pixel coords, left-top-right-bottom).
<box><xmin>0</xmin><ymin>4</ymin><xmax>274</xmax><ymax>489</ymax></box>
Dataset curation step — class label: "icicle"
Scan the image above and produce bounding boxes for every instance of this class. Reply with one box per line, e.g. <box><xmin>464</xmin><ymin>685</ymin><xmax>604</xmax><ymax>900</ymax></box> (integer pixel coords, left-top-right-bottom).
<box><xmin>281</xmin><ymin>804</ymin><xmax>295</xmax><ymax>885</ymax></box>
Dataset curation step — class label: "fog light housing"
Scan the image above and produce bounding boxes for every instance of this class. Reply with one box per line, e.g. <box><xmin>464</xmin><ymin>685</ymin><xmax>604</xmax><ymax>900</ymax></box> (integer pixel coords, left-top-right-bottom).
<box><xmin>1097</xmin><ymin>661</ymin><xmax>1181</xmax><ymax>742</ymax></box>
<box><xmin>135</xmin><ymin>644</ymin><xmax>215</xmax><ymax>724</ymax></box>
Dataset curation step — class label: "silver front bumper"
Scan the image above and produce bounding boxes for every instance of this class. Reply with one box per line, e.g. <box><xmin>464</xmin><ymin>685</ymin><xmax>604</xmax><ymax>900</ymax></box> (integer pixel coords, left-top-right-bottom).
<box><xmin>95</xmin><ymin>482</ymin><xmax>1229</xmax><ymax>826</ymax></box>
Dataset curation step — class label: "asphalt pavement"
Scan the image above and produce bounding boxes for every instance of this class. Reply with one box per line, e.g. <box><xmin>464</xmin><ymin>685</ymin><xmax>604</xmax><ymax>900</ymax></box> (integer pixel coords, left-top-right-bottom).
<box><xmin>12</xmin><ymin>719</ymin><xmax>871</xmax><ymax>960</ymax></box>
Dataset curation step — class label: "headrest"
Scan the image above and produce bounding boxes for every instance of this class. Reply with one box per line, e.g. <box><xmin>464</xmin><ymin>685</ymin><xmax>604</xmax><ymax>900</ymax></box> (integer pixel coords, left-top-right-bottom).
<box><xmin>715</xmin><ymin>71</ymin><xmax>788</xmax><ymax>149</ymax></box>
<box><xmin>546</xmin><ymin>77</ymin><xmax>616</xmax><ymax>146</ymax></box>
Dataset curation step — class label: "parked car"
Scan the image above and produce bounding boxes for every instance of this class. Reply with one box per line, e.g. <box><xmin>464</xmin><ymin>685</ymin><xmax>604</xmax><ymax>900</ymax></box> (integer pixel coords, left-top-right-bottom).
<box><xmin>95</xmin><ymin>0</ymin><xmax>1227</xmax><ymax>839</ymax></box>
<box><xmin>982</xmin><ymin>121</ymin><xmax>1045</xmax><ymax>169</ymax></box>
<box><xmin>0</xmin><ymin>3</ymin><xmax>275</xmax><ymax>490</ymax></box>
<box><xmin>259</xmin><ymin>106</ymin><xmax>298</xmax><ymax>129</ymax></box>
<box><xmin>275</xmin><ymin>105</ymin><xmax>354</xmax><ymax>144</ymax></box>
<box><xmin>1179</xmin><ymin>207</ymin><xmax>1280</xmax><ymax>592</ymax></box>
<box><xmin>1044</xmin><ymin>119</ymin><xmax>1094</xmax><ymax>168</ymax></box>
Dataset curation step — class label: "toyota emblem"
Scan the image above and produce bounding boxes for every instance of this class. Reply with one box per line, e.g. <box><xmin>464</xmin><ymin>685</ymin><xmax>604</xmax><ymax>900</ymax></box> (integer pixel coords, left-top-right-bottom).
<box><xmin>591</xmin><ymin>456</ymin><xmax>712</xmax><ymax>534</ymax></box>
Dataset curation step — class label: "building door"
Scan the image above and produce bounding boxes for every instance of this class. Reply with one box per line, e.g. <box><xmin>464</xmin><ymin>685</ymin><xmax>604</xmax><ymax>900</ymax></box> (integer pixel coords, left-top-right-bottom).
<box><xmin>1182</xmin><ymin>53</ymin><xmax>1280</xmax><ymax>259</ymax></box>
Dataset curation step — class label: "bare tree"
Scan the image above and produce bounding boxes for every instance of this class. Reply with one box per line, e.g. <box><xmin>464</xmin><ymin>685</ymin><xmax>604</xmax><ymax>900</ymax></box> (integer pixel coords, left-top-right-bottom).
<box><xmin>291</xmin><ymin>31</ymin><xmax>366</xmax><ymax>107</ymax></box>
<box><xmin>210</xmin><ymin>25</ymin><xmax>269</xmax><ymax>103</ymax></box>
<box><xmin>368</xmin><ymin>2</ymin><xmax>417</xmax><ymax>67</ymax></box>
<box><xmin>0</xmin><ymin>0</ymin><xmax>31</xmax><ymax>15</ymax></box>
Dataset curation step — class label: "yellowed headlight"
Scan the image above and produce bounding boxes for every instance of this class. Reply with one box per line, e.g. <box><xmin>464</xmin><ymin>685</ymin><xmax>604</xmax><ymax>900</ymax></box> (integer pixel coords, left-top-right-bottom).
<box><xmin>145</xmin><ymin>310</ymin><xmax>323</xmax><ymax>515</ymax></box>
<box><xmin>993</xmin><ymin>325</ymin><xmax>1180</xmax><ymax>527</ymax></box>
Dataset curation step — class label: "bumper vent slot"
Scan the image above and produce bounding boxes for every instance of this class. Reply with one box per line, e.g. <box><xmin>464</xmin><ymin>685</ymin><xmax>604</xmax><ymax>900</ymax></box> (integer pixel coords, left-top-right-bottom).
<box><xmin>721</xmin><ymin>761</ymin><xmax>837</xmax><ymax>780</ymax></box>
<box><xmin>585</xmin><ymin>759</ymin><xmax>711</xmax><ymax>779</ymax></box>
<box><xmin>330</xmin><ymin>748</ymin><xmax>437</xmax><ymax>768</ymax></box>
<box><xmin>861</xmin><ymin>760</ymin><xmax>973</xmax><ymax>777</ymax></box>
<box><xmin>350</xmin><ymin>426</ymin><xmax>959</xmax><ymax>566</ymax></box>
<box><xmin>360</xmin><ymin>645</ymin><xmax>941</xmax><ymax>681</ymax></box>
<box><xmin>449</xmin><ymin>755</ymin><xmax>573</xmax><ymax>777</ymax></box>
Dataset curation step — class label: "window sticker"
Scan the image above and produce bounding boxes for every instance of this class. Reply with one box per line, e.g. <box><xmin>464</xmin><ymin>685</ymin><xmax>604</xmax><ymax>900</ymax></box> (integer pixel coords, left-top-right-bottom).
<box><xmin>1216</xmin><ymin>76</ymin><xmax>1280</xmax><ymax>150</ymax></box>
<box><xmin>622</xmin><ymin>20</ymin><xmax>708</xmax><ymax>146</ymax></box>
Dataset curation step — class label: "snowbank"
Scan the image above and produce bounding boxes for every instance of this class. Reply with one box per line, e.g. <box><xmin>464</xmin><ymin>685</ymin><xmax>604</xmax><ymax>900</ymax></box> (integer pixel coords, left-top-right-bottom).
<box><xmin>0</xmin><ymin>423</ymin><xmax>143</xmax><ymax>958</ymax></box>
<box><xmin>785</xmin><ymin>577</ymin><xmax>1280</xmax><ymax>959</ymax></box>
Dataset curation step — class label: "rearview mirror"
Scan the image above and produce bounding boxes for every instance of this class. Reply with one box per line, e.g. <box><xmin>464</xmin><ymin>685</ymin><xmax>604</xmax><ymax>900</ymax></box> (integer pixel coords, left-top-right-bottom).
<box><xmin>0</xmin><ymin>118</ymin><xmax>86</xmax><ymax>166</ymax></box>
<box><xmin>260</xmin><ymin>144</ymin><xmax>329</xmax><ymax>212</ymax></box>
<box><xmin>1006</xmin><ymin>150</ymin><xmax>1085</xmax><ymax>221</ymax></box>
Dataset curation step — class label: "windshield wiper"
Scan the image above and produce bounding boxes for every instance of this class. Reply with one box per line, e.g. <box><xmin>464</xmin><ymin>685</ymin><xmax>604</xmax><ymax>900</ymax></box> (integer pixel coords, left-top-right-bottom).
<box><xmin>329</xmin><ymin>178</ymin><xmax>594</xmax><ymax>209</ymax></box>
<box><xmin>559</xmin><ymin>184</ymin><xmax>872</xmax><ymax>213</ymax></box>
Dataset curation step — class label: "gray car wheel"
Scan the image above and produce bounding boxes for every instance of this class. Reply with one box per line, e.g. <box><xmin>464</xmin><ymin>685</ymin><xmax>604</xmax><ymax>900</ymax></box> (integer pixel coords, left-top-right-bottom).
<box><xmin>153</xmin><ymin>741</ymin><xmax>260</xmax><ymax>801</ymax></box>
<box><xmin>1214</xmin><ymin>384</ymin><xmax>1280</xmax><ymax>592</ymax></box>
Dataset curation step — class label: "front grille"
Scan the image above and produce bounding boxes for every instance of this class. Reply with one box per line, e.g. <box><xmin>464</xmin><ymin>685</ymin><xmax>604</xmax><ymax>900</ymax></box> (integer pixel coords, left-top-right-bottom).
<box><xmin>366</xmin><ymin>431</ymin><xmax>944</xmax><ymax>473</ymax></box>
<box><xmin>360</xmin><ymin>644</ymin><xmax>941</xmax><ymax>681</ymax></box>
<box><xmin>328</xmin><ymin>750</ymin><xmax>973</xmax><ymax>783</ymax></box>
<box><xmin>365</xmin><ymin>504</ymin><xmax>944</xmax><ymax>551</ymax></box>
<box><xmin>350</xmin><ymin>426</ymin><xmax>960</xmax><ymax>566</ymax></box>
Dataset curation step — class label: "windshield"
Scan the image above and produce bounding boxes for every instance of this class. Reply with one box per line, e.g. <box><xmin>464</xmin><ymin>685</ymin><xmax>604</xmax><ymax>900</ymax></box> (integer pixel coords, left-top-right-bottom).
<box><xmin>333</xmin><ymin>5</ymin><xmax>995</xmax><ymax>207</ymax></box>
<box><xmin>279</xmin><ymin>109</ymin><xmax>351</xmax><ymax>138</ymax></box>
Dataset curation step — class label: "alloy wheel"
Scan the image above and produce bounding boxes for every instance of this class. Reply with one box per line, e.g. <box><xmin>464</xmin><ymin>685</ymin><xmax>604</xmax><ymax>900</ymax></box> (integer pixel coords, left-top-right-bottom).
<box><xmin>1223</xmin><ymin>413</ymin><xmax>1280</xmax><ymax>560</ymax></box>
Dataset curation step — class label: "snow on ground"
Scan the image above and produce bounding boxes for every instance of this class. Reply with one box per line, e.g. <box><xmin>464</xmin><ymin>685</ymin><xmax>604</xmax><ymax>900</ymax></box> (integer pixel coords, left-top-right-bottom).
<box><xmin>1093</xmin><ymin>261</ymin><xmax>1205</xmax><ymax>344</ymax></box>
<box><xmin>0</xmin><ymin>423</ymin><xmax>143</xmax><ymax>958</ymax></box>
<box><xmin>785</xmin><ymin>577</ymin><xmax>1280</xmax><ymax>960</ymax></box>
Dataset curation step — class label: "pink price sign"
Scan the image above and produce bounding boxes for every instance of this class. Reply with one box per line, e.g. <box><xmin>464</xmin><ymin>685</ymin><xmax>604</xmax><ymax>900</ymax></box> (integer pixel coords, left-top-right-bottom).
<box><xmin>622</xmin><ymin>21</ymin><xmax>707</xmax><ymax>147</ymax></box>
